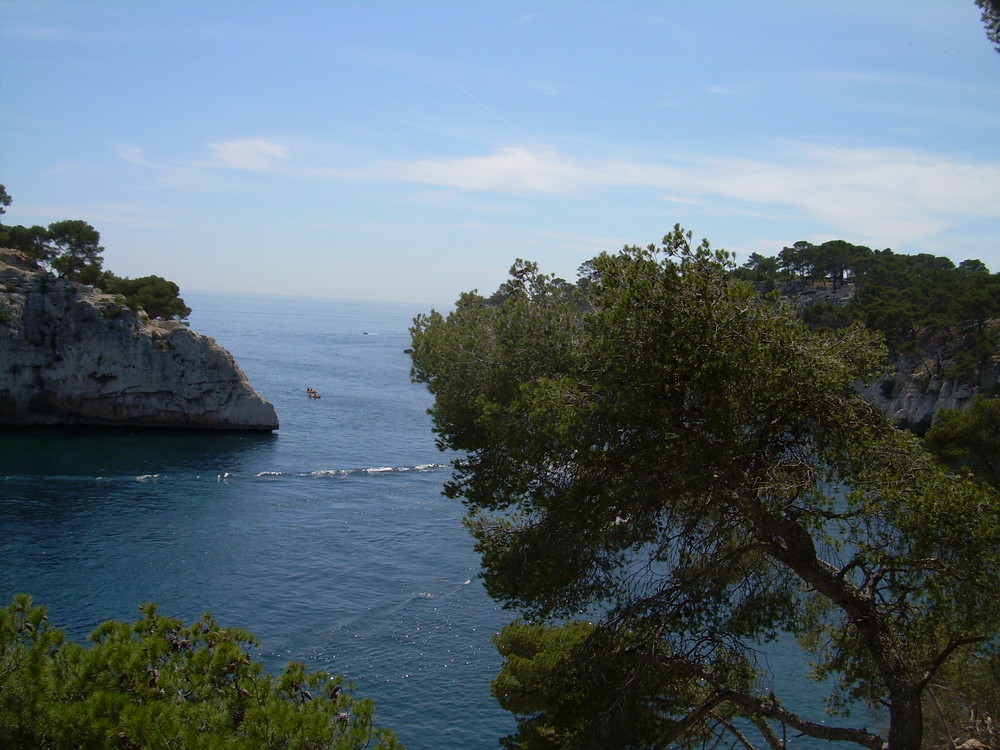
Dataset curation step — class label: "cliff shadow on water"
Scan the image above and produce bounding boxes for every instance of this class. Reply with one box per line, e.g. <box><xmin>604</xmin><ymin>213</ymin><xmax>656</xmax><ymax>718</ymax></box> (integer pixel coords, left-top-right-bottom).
<box><xmin>0</xmin><ymin>426</ymin><xmax>277</xmax><ymax>480</ymax></box>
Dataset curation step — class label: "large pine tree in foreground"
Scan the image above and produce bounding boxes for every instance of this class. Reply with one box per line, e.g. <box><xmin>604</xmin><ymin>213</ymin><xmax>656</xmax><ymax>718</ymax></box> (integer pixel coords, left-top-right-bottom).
<box><xmin>411</xmin><ymin>227</ymin><xmax>1000</xmax><ymax>749</ymax></box>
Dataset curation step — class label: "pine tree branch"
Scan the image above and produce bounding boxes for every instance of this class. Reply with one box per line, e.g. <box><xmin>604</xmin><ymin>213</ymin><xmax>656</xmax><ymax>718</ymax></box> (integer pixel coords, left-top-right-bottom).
<box><xmin>918</xmin><ymin>634</ymin><xmax>989</xmax><ymax>692</ymax></box>
<box><xmin>717</xmin><ymin>688</ymin><xmax>883</xmax><ymax>750</ymax></box>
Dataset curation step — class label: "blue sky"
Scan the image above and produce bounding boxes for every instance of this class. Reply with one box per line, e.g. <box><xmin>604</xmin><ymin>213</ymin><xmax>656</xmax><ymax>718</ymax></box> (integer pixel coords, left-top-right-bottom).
<box><xmin>2</xmin><ymin>1</ymin><xmax>998</xmax><ymax>305</ymax></box>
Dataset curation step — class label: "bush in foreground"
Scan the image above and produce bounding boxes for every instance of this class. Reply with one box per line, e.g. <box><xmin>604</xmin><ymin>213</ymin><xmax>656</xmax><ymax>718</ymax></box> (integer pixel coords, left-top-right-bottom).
<box><xmin>0</xmin><ymin>594</ymin><xmax>401</xmax><ymax>749</ymax></box>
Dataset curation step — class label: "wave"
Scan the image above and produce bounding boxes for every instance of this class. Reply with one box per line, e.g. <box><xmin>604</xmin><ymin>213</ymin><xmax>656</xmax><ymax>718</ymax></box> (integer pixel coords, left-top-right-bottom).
<box><xmin>297</xmin><ymin>574</ymin><xmax>480</xmax><ymax>663</ymax></box>
<box><xmin>166</xmin><ymin>463</ymin><xmax>449</xmax><ymax>482</ymax></box>
<box><xmin>2</xmin><ymin>463</ymin><xmax>449</xmax><ymax>485</ymax></box>
<box><xmin>279</xmin><ymin>463</ymin><xmax>448</xmax><ymax>479</ymax></box>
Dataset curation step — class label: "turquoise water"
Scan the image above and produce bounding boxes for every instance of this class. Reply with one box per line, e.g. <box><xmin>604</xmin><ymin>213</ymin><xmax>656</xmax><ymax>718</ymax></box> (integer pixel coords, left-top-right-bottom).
<box><xmin>0</xmin><ymin>291</ymin><xmax>880</xmax><ymax>747</ymax></box>
<box><xmin>0</xmin><ymin>291</ymin><xmax>514</xmax><ymax>749</ymax></box>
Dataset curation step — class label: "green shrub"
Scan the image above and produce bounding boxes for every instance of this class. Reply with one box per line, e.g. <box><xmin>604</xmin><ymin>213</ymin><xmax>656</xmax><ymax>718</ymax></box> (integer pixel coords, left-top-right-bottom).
<box><xmin>0</xmin><ymin>595</ymin><xmax>402</xmax><ymax>750</ymax></box>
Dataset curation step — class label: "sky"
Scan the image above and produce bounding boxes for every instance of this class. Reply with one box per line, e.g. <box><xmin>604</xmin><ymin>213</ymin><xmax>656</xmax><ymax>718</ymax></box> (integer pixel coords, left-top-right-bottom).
<box><xmin>1</xmin><ymin>1</ymin><xmax>999</xmax><ymax>305</ymax></box>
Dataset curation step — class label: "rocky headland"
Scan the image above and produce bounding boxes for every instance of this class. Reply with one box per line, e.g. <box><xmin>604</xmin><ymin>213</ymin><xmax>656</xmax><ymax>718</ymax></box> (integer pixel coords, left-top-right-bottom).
<box><xmin>0</xmin><ymin>249</ymin><xmax>278</xmax><ymax>431</ymax></box>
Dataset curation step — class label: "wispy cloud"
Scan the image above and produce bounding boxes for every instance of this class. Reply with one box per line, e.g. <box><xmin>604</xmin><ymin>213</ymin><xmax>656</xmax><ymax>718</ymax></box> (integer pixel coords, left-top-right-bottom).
<box><xmin>811</xmin><ymin>68</ymin><xmax>942</xmax><ymax>88</ymax></box>
<box><xmin>1</xmin><ymin>13</ymin><xmax>255</xmax><ymax>45</ymax></box>
<box><xmin>208</xmin><ymin>138</ymin><xmax>290</xmax><ymax>171</ymax></box>
<box><xmin>369</xmin><ymin>142</ymin><xmax>1000</xmax><ymax>244</ymax></box>
<box><xmin>371</xmin><ymin>146</ymin><xmax>604</xmax><ymax>194</ymax></box>
<box><xmin>46</xmin><ymin>161</ymin><xmax>87</xmax><ymax>175</ymax></box>
<box><xmin>809</xmin><ymin>67</ymin><xmax>1000</xmax><ymax>99</ymax></box>
<box><xmin>451</xmin><ymin>83</ymin><xmax>520</xmax><ymax>133</ymax></box>
<box><xmin>13</xmin><ymin>201</ymin><xmax>180</xmax><ymax>230</ymax></box>
<box><xmin>695</xmin><ymin>144</ymin><xmax>1000</xmax><ymax>241</ymax></box>
<box><xmin>335</xmin><ymin>44</ymin><xmax>570</xmax><ymax>98</ymax></box>
<box><xmin>116</xmin><ymin>144</ymin><xmax>156</xmax><ymax>168</ymax></box>
<box><xmin>114</xmin><ymin>139</ymin><xmax>297</xmax><ymax>189</ymax></box>
<box><xmin>116</xmin><ymin>135</ymin><xmax>1000</xmax><ymax>249</ymax></box>
<box><xmin>1</xmin><ymin>23</ymin><xmax>77</xmax><ymax>41</ymax></box>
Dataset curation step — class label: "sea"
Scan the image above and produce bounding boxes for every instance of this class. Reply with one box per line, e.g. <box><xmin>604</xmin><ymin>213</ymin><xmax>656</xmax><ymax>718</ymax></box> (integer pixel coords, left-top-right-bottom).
<box><xmin>0</xmin><ymin>291</ymin><xmax>514</xmax><ymax>748</ymax></box>
<box><xmin>0</xmin><ymin>291</ymin><xmax>880</xmax><ymax>748</ymax></box>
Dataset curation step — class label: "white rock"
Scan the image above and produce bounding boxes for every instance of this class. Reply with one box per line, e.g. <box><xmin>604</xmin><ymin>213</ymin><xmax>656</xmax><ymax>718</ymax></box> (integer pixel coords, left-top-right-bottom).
<box><xmin>0</xmin><ymin>251</ymin><xmax>278</xmax><ymax>431</ymax></box>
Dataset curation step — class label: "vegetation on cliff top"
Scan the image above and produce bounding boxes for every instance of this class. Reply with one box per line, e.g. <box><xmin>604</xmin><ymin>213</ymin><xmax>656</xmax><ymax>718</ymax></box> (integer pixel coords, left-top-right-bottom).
<box><xmin>0</xmin><ymin>184</ymin><xmax>191</xmax><ymax>321</ymax></box>
<box><xmin>735</xmin><ymin>240</ymin><xmax>1000</xmax><ymax>375</ymax></box>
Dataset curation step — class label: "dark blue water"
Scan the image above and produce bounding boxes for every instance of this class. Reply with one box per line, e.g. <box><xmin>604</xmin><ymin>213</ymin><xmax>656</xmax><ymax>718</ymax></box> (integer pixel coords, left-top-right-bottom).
<box><xmin>0</xmin><ymin>292</ymin><xmax>514</xmax><ymax>749</ymax></box>
<box><xmin>0</xmin><ymin>292</ymin><xmax>881</xmax><ymax>747</ymax></box>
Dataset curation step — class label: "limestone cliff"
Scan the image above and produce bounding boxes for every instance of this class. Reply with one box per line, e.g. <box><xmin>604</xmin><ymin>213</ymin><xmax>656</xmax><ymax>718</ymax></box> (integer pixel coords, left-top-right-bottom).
<box><xmin>859</xmin><ymin>348</ymin><xmax>999</xmax><ymax>434</ymax></box>
<box><xmin>780</xmin><ymin>280</ymin><xmax>1000</xmax><ymax>433</ymax></box>
<box><xmin>0</xmin><ymin>250</ymin><xmax>278</xmax><ymax>431</ymax></box>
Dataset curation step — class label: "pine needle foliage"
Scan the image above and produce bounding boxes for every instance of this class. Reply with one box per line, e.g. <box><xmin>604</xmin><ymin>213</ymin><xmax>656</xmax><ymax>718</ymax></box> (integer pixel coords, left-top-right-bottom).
<box><xmin>0</xmin><ymin>594</ymin><xmax>401</xmax><ymax>750</ymax></box>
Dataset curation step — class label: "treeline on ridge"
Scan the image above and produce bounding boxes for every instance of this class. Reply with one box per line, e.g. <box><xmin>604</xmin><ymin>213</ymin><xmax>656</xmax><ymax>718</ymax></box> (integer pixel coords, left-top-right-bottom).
<box><xmin>734</xmin><ymin>239</ymin><xmax>1000</xmax><ymax>362</ymax></box>
<box><xmin>0</xmin><ymin>184</ymin><xmax>190</xmax><ymax>321</ymax></box>
<box><xmin>487</xmin><ymin>237</ymin><xmax>1000</xmax><ymax>377</ymax></box>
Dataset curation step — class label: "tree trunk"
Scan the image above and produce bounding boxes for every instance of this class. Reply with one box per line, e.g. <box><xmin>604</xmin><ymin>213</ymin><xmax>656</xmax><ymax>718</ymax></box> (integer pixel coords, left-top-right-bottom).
<box><xmin>887</xmin><ymin>683</ymin><xmax>923</xmax><ymax>750</ymax></box>
<box><xmin>748</xmin><ymin>503</ymin><xmax>925</xmax><ymax>750</ymax></box>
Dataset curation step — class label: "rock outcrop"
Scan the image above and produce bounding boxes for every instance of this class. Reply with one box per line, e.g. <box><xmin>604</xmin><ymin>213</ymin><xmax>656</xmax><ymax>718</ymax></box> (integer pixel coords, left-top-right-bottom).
<box><xmin>780</xmin><ymin>278</ymin><xmax>856</xmax><ymax>316</ymax></box>
<box><xmin>779</xmin><ymin>279</ymin><xmax>1000</xmax><ymax>433</ymax></box>
<box><xmin>859</xmin><ymin>350</ymin><xmax>999</xmax><ymax>434</ymax></box>
<box><xmin>0</xmin><ymin>249</ymin><xmax>278</xmax><ymax>431</ymax></box>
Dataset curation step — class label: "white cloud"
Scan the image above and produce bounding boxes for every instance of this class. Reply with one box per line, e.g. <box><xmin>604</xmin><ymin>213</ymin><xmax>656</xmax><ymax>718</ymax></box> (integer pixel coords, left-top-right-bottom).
<box><xmin>46</xmin><ymin>161</ymin><xmax>86</xmax><ymax>175</ymax></box>
<box><xmin>112</xmin><ymin>135</ymin><xmax>1000</xmax><ymax>252</ymax></box>
<box><xmin>116</xmin><ymin>144</ymin><xmax>154</xmax><ymax>167</ymax></box>
<box><xmin>207</xmin><ymin>138</ymin><xmax>290</xmax><ymax>171</ymax></box>
<box><xmin>693</xmin><ymin>144</ymin><xmax>1000</xmax><ymax>242</ymax></box>
<box><xmin>369</xmin><ymin>142</ymin><xmax>1000</xmax><ymax>246</ymax></box>
<box><xmin>374</xmin><ymin>146</ymin><xmax>603</xmax><ymax>194</ymax></box>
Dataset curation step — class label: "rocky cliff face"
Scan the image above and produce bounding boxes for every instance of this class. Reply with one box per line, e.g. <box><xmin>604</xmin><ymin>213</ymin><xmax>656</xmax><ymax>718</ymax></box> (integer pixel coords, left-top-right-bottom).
<box><xmin>0</xmin><ymin>250</ymin><xmax>278</xmax><ymax>431</ymax></box>
<box><xmin>781</xmin><ymin>280</ymin><xmax>999</xmax><ymax>433</ymax></box>
<box><xmin>859</xmin><ymin>351</ymin><xmax>999</xmax><ymax>434</ymax></box>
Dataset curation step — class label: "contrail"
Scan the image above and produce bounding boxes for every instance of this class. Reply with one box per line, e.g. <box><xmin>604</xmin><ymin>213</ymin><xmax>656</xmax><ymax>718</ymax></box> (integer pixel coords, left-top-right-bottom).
<box><xmin>452</xmin><ymin>82</ymin><xmax>520</xmax><ymax>133</ymax></box>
